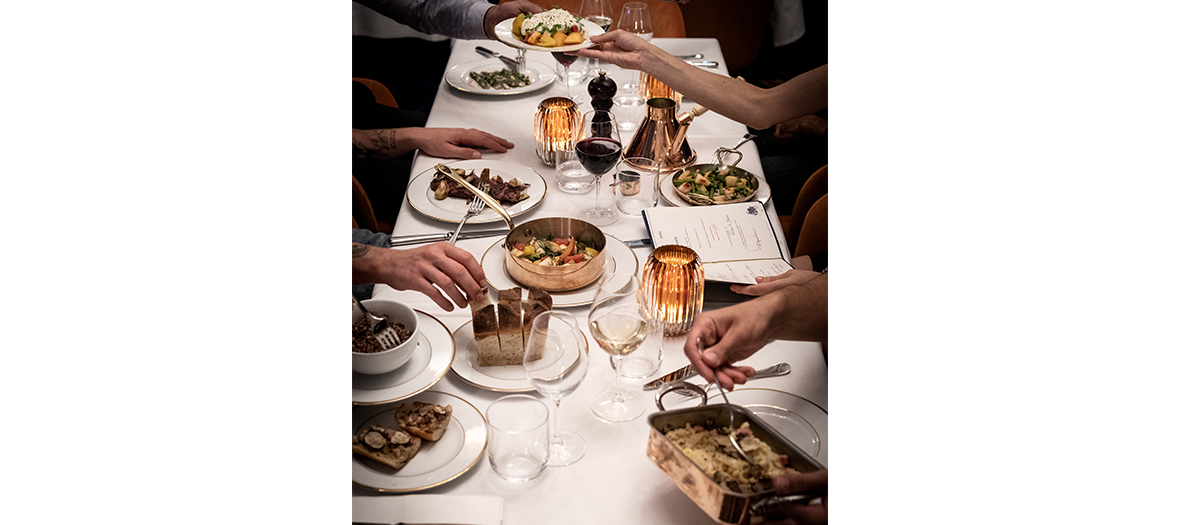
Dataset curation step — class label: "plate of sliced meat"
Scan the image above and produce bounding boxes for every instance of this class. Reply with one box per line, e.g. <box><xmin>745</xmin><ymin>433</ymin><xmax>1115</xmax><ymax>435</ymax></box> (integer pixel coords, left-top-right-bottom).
<box><xmin>407</xmin><ymin>160</ymin><xmax>547</xmax><ymax>224</ymax></box>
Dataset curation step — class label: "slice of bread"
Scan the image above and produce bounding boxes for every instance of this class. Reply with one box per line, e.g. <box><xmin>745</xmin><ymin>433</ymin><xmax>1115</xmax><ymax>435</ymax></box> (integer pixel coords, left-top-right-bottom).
<box><xmin>493</xmin><ymin>287</ymin><xmax>524</xmax><ymax>366</ymax></box>
<box><xmin>471</xmin><ymin>290</ymin><xmax>501</xmax><ymax>366</ymax></box>
<box><xmin>352</xmin><ymin>425</ymin><xmax>422</xmax><ymax>469</ymax></box>
<box><xmin>394</xmin><ymin>402</ymin><xmax>453</xmax><ymax>441</ymax></box>
<box><xmin>521</xmin><ymin>287</ymin><xmax>553</xmax><ymax>361</ymax></box>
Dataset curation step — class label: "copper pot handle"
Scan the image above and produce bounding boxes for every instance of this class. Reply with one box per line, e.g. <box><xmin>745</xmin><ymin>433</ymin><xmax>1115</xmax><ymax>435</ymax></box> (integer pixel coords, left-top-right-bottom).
<box><xmin>655</xmin><ymin>380</ymin><xmax>707</xmax><ymax>411</ymax></box>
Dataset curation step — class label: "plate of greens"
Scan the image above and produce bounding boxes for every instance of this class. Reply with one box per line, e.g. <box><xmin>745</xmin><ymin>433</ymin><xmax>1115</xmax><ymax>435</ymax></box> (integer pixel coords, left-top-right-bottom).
<box><xmin>445</xmin><ymin>59</ymin><xmax>554</xmax><ymax>96</ymax></box>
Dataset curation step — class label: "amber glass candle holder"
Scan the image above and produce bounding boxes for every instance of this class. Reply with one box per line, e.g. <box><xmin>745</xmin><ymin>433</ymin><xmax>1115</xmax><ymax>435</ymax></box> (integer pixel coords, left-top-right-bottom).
<box><xmin>641</xmin><ymin>245</ymin><xmax>704</xmax><ymax>336</ymax></box>
<box><xmin>639</xmin><ymin>72</ymin><xmax>682</xmax><ymax>108</ymax></box>
<box><xmin>534</xmin><ymin>97</ymin><xmax>581</xmax><ymax>166</ymax></box>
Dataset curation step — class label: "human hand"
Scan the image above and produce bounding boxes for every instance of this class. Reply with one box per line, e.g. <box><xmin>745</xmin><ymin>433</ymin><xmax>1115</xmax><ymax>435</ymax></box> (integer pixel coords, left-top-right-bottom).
<box><xmin>763</xmin><ymin>468</ymin><xmax>828</xmax><ymax>525</ymax></box>
<box><xmin>681</xmin><ymin>301</ymin><xmax>776</xmax><ymax>390</ymax></box>
<box><xmin>355</xmin><ymin>242</ymin><xmax>488</xmax><ymax>311</ymax></box>
<box><xmin>573</xmin><ymin>30</ymin><xmax>656</xmax><ymax>71</ymax></box>
<box><xmin>402</xmin><ymin>127</ymin><xmax>513</xmax><ymax>160</ymax></box>
<box><xmin>729</xmin><ymin>269</ymin><xmax>822</xmax><ymax>297</ymax></box>
<box><xmin>483</xmin><ymin>0</ymin><xmax>543</xmax><ymax>39</ymax></box>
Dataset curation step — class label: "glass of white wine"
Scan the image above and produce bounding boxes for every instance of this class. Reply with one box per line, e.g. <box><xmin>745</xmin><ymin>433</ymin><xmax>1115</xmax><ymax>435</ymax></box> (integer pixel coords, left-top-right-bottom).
<box><xmin>589</xmin><ymin>256</ymin><xmax>650</xmax><ymax>422</ymax></box>
<box><xmin>579</xmin><ymin>0</ymin><xmax>613</xmax><ymax>75</ymax></box>
<box><xmin>523</xmin><ymin>310</ymin><xmax>589</xmax><ymax>466</ymax></box>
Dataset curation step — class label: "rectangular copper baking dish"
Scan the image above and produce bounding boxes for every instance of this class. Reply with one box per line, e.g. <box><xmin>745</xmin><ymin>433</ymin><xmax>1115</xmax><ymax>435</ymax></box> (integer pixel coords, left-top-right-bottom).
<box><xmin>646</xmin><ymin>404</ymin><xmax>824</xmax><ymax>525</ymax></box>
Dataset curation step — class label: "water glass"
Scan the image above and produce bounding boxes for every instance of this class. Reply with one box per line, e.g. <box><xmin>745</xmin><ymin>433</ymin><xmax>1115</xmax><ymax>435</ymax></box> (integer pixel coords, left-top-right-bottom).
<box><xmin>554</xmin><ymin>146</ymin><xmax>594</xmax><ymax>194</ymax></box>
<box><xmin>486</xmin><ymin>394</ymin><xmax>549</xmax><ymax>482</ymax></box>
<box><xmin>616</xmin><ymin>317</ymin><xmax>663</xmax><ymax>380</ymax></box>
<box><xmin>615</xmin><ymin>156</ymin><xmax>661</xmax><ymax>216</ymax></box>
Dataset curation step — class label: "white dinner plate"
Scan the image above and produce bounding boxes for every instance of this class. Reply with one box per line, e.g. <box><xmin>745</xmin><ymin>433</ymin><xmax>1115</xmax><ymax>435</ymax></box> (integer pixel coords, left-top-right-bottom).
<box><xmin>352</xmin><ymin>391</ymin><xmax>487</xmax><ymax>492</ymax></box>
<box><xmin>477</xmin><ymin>234</ymin><xmax>639</xmax><ymax>308</ymax></box>
<box><xmin>449</xmin><ymin>319</ymin><xmax>588</xmax><ymax>392</ymax></box>
<box><xmin>493</xmin><ymin>17</ymin><xmax>604</xmax><ymax>53</ymax></box>
<box><xmin>445</xmin><ymin>58</ymin><xmax>555</xmax><ymax>96</ymax></box>
<box><xmin>659</xmin><ymin>171</ymin><xmax>772</xmax><ymax>207</ymax></box>
<box><xmin>713</xmin><ymin>388</ymin><xmax>827</xmax><ymax>466</ymax></box>
<box><xmin>353</xmin><ymin>311</ymin><xmax>455</xmax><ymax>406</ymax></box>
<box><xmin>407</xmin><ymin>160</ymin><xmax>547</xmax><ymax>224</ymax></box>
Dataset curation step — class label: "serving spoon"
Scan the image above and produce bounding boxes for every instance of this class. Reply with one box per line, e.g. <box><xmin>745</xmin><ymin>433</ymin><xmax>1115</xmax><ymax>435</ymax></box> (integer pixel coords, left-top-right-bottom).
<box><xmin>696</xmin><ymin>338</ymin><xmax>755</xmax><ymax>464</ymax></box>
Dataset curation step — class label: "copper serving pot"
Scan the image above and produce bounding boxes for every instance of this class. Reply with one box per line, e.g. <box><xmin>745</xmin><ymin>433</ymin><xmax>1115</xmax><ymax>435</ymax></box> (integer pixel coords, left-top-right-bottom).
<box><xmin>646</xmin><ymin>400</ymin><xmax>824</xmax><ymax>525</ymax></box>
<box><xmin>503</xmin><ymin>217</ymin><xmax>607</xmax><ymax>292</ymax></box>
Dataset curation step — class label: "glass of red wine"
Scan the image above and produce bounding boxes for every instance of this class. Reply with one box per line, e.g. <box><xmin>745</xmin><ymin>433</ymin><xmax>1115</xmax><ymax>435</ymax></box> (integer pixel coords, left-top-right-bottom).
<box><xmin>575</xmin><ymin>110</ymin><xmax>622</xmax><ymax>226</ymax></box>
<box><xmin>553</xmin><ymin>51</ymin><xmax>583</xmax><ymax>106</ymax></box>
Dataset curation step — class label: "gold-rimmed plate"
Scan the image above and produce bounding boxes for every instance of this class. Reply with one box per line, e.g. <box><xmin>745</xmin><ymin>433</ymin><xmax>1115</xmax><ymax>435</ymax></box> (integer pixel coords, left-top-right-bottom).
<box><xmin>445</xmin><ymin>58</ymin><xmax>555</xmax><ymax>96</ymax></box>
<box><xmin>406</xmin><ymin>160</ymin><xmax>546</xmax><ymax>224</ymax></box>
<box><xmin>353</xmin><ymin>311</ymin><xmax>454</xmax><ymax>406</ymax></box>
<box><xmin>477</xmin><ymin>234</ymin><xmax>638</xmax><ymax>308</ymax></box>
<box><xmin>492</xmin><ymin>17</ymin><xmax>604</xmax><ymax>53</ymax></box>
<box><xmin>448</xmin><ymin>320</ymin><xmax>586</xmax><ymax>392</ymax></box>
<box><xmin>713</xmin><ymin>388</ymin><xmax>827</xmax><ymax>466</ymax></box>
<box><xmin>352</xmin><ymin>391</ymin><xmax>487</xmax><ymax>492</ymax></box>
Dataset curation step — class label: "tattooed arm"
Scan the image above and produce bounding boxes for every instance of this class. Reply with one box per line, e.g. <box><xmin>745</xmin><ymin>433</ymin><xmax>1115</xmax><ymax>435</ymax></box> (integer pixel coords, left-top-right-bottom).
<box><xmin>353</xmin><ymin>241</ymin><xmax>489</xmax><ymax>312</ymax></box>
<box><xmin>353</xmin><ymin>128</ymin><xmax>515</xmax><ymax>168</ymax></box>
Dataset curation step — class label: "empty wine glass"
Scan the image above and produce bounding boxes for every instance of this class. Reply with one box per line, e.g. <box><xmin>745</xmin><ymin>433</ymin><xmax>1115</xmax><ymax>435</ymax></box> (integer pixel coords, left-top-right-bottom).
<box><xmin>589</xmin><ymin>256</ymin><xmax>650</xmax><ymax>422</ymax></box>
<box><xmin>575</xmin><ymin>110</ymin><xmax>622</xmax><ymax>226</ymax></box>
<box><xmin>616</xmin><ymin>3</ymin><xmax>653</xmax><ymax>92</ymax></box>
<box><xmin>523</xmin><ymin>310</ymin><xmax>590</xmax><ymax>466</ymax></box>
<box><xmin>579</xmin><ymin>0</ymin><xmax>613</xmax><ymax>75</ymax></box>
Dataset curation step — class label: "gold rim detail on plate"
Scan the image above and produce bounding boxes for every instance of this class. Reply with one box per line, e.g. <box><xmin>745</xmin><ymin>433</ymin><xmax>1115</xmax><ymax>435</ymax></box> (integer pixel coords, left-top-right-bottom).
<box><xmin>406</xmin><ymin>160</ymin><xmax>547</xmax><ymax>224</ymax></box>
<box><xmin>352</xmin><ymin>310</ymin><xmax>456</xmax><ymax>406</ymax></box>
<box><xmin>477</xmin><ymin>233</ymin><xmax>639</xmax><ymax>308</ymax></box>
<box><xmin>352</xmin><ymin>390</ymin><xmax>487</xmax><ymax>492</ymax></box>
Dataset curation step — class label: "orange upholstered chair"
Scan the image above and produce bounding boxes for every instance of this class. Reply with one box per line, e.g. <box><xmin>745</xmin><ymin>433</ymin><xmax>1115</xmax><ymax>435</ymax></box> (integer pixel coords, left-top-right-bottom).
<box><xmin>782</xmin><ymin>164</ymin><xmax>827</xmax><ymax>257</ymax></box>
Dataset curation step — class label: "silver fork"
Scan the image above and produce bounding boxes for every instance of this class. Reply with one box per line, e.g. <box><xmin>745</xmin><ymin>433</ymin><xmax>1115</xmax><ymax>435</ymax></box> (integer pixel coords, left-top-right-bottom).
<box><xmin>697</xmin><ymin>338</ymin><xmax>755</xmax><ymax>464</ymax></box>
<box><xmin>449</xmin><ymin>183</ymin><xmax>488</xmax><ymax>245</ymax></box>
<box><xmin>353</xmin><ymin>296</ymin><xmax>402</xmax><ymax>350</ymax></box>
<box><xmin>673</xmin><ymin>362</ymin><xmax>791</xmax><ymax>397</ymax></box>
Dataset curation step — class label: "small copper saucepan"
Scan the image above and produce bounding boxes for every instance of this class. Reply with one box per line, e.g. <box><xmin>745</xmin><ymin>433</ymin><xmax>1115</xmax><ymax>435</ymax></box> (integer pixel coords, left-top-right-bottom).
<box><xmin>502</xmin><ymin>217</ymin><xmax>607</xmax><ymax>292</ymax></box>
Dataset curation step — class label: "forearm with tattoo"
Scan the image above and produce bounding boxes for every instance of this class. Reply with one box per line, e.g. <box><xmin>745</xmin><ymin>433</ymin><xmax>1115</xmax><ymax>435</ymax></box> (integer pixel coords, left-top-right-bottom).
<box><xmin>352</xmin><ymin>243</ymin><xmax>371</xmax><ymax>258</ymax></box>
<box><xmin>352</xmin><ymin>128</ymin><xmax>402</xmax><ymax>168</ymax></box>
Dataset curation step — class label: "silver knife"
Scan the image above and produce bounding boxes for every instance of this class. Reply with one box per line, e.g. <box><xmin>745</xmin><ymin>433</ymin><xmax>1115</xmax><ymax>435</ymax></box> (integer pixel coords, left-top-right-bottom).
<box><xmin>675</xmin><ymin>53</ymin><xmax>704</xmax><ymax>59</ymax></box>
<box><xmin>387</xmin><ymin>228</ymin><xmax>509</xmax><ymax>247</ymax></box>
<box><xmin>687</xmin><ymin>60</ymin><xmax>719</xmax><ymax>68</ymax></box>
<box><xmin>644</xmin><ymin>362</ymin><xmax>792</xmax><ymax>390</ymax></box>
<box><xmin>624</xmin><ymin>238</ymin><xmax>652</xmax><ymax>248</ymax></box>
<box><xmin>644</xmin><ymin>363</ymin><xmax>698</xmax><ymax>390</ymax></box>
<box><xmin>475</xmin><ymin>46</ymin><xmax>519</xmax><ymax>68</ymax></box>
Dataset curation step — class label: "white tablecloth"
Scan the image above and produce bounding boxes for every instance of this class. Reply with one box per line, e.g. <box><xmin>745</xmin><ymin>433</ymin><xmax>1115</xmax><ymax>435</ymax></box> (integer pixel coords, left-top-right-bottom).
<box><xmin>355</xmin><ymin>38</ymin><xmax>827</xmax><ymax>525</ymax></box>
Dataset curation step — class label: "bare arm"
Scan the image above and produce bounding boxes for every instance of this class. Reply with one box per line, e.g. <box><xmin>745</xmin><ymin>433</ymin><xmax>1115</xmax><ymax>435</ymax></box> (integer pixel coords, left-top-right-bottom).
<box><xmin>352</xmin><ymin>127</ymin><xmax>514</xmax><ymax>168</ymax></box>
<box><xmin>575</xmin><ymin>31</ymin><xmax>827</xmax><ymax>130</ymax></box>
<box><xmin>353</xmin><ymin>242</ymin><xmax>488</xmax><ymax>312</ymax></box>
<box><xmin>682</xmin><ymin>273</ymin><xmax>828</xmax><ymax>389</ymax></box>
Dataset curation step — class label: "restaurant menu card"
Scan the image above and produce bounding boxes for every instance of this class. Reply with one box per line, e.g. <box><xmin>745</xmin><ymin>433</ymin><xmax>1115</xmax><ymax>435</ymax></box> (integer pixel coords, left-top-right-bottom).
<box><xmin>642</xmin><ymin>204</ymin><xmax>793</xmax><ymax>285</ymax></box>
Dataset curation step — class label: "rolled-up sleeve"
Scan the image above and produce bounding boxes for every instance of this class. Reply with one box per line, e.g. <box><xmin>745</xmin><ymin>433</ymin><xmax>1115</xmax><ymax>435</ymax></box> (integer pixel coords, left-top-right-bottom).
<box><xmin>353</xmin><ymin>0</ymin><xmax>490</xmax><ymax>40</ymax></box>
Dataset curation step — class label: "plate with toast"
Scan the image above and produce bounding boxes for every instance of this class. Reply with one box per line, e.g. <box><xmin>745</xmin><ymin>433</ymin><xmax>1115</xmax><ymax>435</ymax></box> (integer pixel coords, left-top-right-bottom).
<box><xmin>478</xmin><ymin>234</ymin><xmax>639</xmax><ymax>308</ymax></box>
<box><xmin>353</xmin><ymin>311</ymin><xmax>455</xmax><ymax>405</ymax></box>
<box><xmin>352</xmin><ymin>391</ymin><xmax>487</xmax><ymax>492</ymax></box>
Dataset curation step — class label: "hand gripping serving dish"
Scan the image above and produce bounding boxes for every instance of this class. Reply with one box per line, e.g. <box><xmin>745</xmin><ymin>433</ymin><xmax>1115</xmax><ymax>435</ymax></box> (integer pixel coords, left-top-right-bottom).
<box><xmin>647</xmin><ymin>380</ymin><xmax>825</xmax><ymax>524</ymax></box>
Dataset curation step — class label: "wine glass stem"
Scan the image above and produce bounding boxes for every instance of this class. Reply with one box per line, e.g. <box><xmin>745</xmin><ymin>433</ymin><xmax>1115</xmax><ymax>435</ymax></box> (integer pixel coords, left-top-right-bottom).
<box><xmin>611</xmin><ymin>355</ymin><xmax>626</xmax><ymax>403</ymax></box>
<box><xmin>551</xmin><ymin>397</ymin><xmax>564</xmax><ymax>447</ymax></box>
<box><xmin>594</xmin><ymin>173</ymin><xmax>602</xmax><ymax>210</ymax></box>
<box><xmin>565</xmin><ymin>65</ymin><xmax>572</xmax><ymax>99</ymax></box>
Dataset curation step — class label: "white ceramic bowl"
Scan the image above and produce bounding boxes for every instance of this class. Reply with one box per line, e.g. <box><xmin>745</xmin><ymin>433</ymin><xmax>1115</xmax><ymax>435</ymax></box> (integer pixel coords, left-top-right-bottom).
<box><xmin>352</xmin><ymin>299</ymin><xmax>419</xmax><ymax>375</ymax></box>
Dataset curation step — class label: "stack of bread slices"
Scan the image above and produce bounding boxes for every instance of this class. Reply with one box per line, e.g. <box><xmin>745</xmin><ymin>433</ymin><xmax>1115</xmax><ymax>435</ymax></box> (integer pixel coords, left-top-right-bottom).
<box><xmin>471</xmin><ymin>286</ymin><xmax>553</xmax><ymax>366</ymax></box>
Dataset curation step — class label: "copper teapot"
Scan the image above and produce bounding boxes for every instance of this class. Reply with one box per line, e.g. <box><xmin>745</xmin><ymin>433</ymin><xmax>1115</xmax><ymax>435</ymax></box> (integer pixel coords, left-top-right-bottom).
<box><xmin>622</xmin><ymin>98</ymin><xmax>709</xmax><ymax>171</ymax></box>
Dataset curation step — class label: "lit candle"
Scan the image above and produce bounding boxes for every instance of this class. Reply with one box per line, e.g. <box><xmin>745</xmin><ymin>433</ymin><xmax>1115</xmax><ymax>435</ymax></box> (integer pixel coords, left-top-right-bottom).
<box><xmin>534</xmin><ymin>97</ymin><xmax>581</xmax><ymax>166</ymax></box>
<box><xmin>641</xmin><ymin>245</ymin><xmax>704</xmax><ymax>336</ymax></box>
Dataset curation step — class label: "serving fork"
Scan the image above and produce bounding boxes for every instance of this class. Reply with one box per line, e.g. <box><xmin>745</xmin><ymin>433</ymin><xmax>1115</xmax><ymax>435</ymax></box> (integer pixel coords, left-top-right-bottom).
<box><xmin>449</xmin><ymin>183</ymin><xmax>489</xmax><ymax>245</ymax></box>
<box><xmin>353</xmin><ymin>295</ymin><xmax>402</xmax><ymax>350</ymax></box>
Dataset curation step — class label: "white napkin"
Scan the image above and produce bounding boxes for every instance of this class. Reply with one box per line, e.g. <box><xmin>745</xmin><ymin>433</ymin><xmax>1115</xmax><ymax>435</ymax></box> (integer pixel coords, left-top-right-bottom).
<box><xmin>353</xmin><ymin>495</ymin><xmax>504</xmax><ymax>525</ymax></box>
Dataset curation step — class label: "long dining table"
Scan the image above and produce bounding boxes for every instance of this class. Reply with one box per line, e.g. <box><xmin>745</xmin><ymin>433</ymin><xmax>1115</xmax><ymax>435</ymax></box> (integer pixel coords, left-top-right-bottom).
<box><xmin>353</xmin><ymin>37</ymin><xmax>828</xmax><ymax>525</ymax></box>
